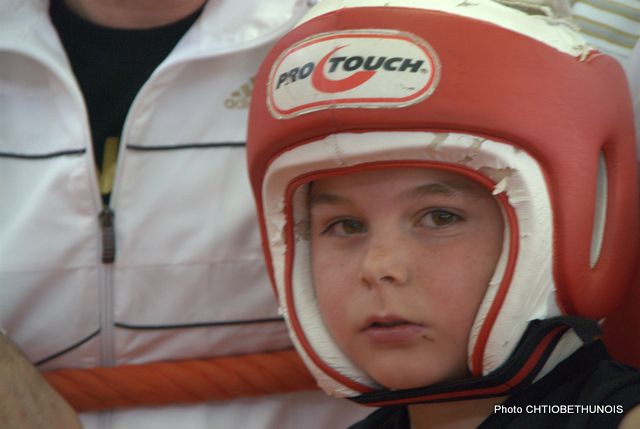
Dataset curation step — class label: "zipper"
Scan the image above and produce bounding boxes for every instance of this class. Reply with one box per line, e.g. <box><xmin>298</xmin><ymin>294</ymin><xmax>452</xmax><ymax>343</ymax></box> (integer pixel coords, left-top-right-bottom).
<box><xmin>33</xmin><ymin>43</ymin><xmax>119</xmax><ymax>368</ymax></box>
<box><xmin>98</xmin><ymin>206</ymin><xmax>116</xmax><ymax>365</ymax></box>
<box><xmin>95</xmin><ymin>179</ymin><xmax>118</xmax><ymax>370</ymax></box>
<box><xmin>99</xmin><ymin>207</ymin><xmax>116</xmax><ymax>263</ymax></box>
<box><xmin>98</xmin><ymin>254</ymin><xmax>116</xmax><ymax>369</ymax></box>
<box><xmin>14</xmin><ymin>17</ymin><xmax>120</xmax><ymax>367</ymax></box>
<box><xmin>97</xmin><ymin>134</ymin><xmax>119</xmax><ymax>368</ymax></box>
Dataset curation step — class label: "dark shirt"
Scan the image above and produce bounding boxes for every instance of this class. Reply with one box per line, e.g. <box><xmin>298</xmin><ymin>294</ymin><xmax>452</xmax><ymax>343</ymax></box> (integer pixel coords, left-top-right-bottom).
<box><xmin>49</xmin><ymin>0</ymin><xmax>203</xmax><ymax>203</ymax></box>
<box><xmin>349</xmin><ymin>341</ymin><xmax>640</xmax><ymax>429</ymax></box>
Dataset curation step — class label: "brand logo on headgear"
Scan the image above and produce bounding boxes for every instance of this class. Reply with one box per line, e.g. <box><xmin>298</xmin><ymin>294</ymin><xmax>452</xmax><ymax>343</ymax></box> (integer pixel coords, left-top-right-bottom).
<box><xmin>268</xmin><ymin>30</ymin><xmax>440</xmax><ymax>119</ymax></box>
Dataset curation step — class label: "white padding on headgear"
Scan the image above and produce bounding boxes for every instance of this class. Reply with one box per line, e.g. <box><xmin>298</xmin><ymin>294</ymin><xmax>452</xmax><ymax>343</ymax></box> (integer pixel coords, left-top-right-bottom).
<box><xmin>298</xmin><ymin>0</ymin><xmax>591</xmax><ymax>58</ymax></box>
<box><xmin>470</xmin><ymin>142</ymin><xmax>558</xmax><ymax>375</ymax></box>
<box><xmin>262</xmin><ymin>131</ymin><xmax>556</xmax><ymax>397</ymax></box>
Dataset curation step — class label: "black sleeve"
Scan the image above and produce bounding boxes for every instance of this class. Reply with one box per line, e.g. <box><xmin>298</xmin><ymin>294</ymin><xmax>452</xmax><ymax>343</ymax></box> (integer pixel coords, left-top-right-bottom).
<box><xmin>347</xmin><ymin>405</ymin><xmax>409</xmax><ymax>429</ymax></box>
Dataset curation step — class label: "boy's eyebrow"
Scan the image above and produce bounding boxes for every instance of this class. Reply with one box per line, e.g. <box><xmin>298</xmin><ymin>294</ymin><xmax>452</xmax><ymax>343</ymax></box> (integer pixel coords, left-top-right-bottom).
<box><xmin>309</xmin><ymin>180</ymin><xmax>482</xmax><ymax>207</ymax></box>
<box><xmin>399</xmin><ymin>181</ymin><xmax>479</xmax><ymax>201</ymax></box>
<box><xmin>308</xmin><ymin>192</ymin><xmax>349</xmax><ymax>207</ymax></box>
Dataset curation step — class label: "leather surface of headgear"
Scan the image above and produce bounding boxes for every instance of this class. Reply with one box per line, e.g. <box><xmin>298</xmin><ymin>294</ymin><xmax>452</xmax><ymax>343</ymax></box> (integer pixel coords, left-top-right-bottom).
<box><xmin>246</xmin><ymin>0</ymin><xmax>638</xmax><ymax>405</ymax></box>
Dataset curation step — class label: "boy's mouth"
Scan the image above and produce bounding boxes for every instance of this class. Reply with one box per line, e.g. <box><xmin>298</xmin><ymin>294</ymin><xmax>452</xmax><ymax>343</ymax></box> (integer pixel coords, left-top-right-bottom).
<box><xmin>361</xmin><ymin>315</ymin><xmax>426</xmax><ymax>343</ymax></box>
<box><xmin>363</xmin><ymin>314</ymin><xmax>425</xmax><ymax>330</ymax></box>
<box><xmin>369</xmin><ymin>320</ymin><xmax>408</xmax><ymax>328</ymax></box>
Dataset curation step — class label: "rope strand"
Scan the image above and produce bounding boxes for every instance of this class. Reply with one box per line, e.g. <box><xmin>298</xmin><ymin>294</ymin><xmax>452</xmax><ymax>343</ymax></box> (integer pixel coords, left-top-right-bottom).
<box><xmin>42</xmin><ymin>349</ymin><xmax>317</xmax><ymax>411</ymax></box>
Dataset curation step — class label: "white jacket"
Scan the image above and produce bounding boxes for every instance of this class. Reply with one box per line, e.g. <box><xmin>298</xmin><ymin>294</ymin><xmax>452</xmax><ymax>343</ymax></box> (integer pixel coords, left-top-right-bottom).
<box><xmin>0</xmin><ymin>0</ymin><xmax>367</xmax><ymax>427</ymax></box>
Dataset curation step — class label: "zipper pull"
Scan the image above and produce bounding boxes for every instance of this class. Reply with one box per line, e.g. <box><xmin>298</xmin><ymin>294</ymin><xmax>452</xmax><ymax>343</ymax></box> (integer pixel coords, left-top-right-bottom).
<box><xmin>99</xmin><ymin>207</ymin><xmax>116</xmax><ymax>264</ymax></box>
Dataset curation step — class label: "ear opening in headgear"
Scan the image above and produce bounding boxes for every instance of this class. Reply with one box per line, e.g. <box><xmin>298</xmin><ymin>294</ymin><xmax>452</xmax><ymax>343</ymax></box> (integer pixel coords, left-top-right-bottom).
<box><xmin>563</xmin><ymin>135</ymin><xmax>639</xmax><ymax>319</ymax></box>
<box><xmin>590</xmin><ymin>153</ymin><xmax>607</xmax><ymax>268</ymax></box>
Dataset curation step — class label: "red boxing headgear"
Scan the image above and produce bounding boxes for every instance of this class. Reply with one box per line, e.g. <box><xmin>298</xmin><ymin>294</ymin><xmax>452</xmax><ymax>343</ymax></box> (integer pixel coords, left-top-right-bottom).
<box><xmin>247</xmin><ymin>0</ymin><xmax>638</xmax><ymax>404</ymax></box>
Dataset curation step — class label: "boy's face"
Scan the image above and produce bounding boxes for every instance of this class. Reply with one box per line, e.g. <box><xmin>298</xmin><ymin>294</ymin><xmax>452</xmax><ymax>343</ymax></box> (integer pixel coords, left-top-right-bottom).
<box><xmin>309</xmin><ymin>167</ymin><xmax>503</xmax><ymax>390</ymax></box>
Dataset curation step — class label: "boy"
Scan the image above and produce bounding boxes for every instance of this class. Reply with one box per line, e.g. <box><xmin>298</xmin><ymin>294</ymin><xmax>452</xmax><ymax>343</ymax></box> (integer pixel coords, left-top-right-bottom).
<box><xmin>246</xmin><ymin>0</ymin><xmax>640</xmax><ymax>427</ymax></box>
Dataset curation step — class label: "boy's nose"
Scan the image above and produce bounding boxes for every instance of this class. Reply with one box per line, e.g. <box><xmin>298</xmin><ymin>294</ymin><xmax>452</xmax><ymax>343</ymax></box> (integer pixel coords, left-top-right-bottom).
<box><xmin>359</xmin><ymin>234</ymin><xmax>410</xmax><ymax>288</ymax></box>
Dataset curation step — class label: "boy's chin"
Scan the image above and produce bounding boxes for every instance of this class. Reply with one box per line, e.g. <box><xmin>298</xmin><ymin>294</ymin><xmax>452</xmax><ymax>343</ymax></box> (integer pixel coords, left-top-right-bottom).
<box><xmin>365</xmin><ymin>357</ymin><xmax>470</xmax><ymax>391</ymax></box>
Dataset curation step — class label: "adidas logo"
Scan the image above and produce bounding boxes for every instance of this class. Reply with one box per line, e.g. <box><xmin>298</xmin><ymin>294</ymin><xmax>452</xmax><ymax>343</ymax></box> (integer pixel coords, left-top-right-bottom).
<box><xmin>225</xmin><ymin>77</ymin><xmax>254</xmax><ymax>109</ymax></box>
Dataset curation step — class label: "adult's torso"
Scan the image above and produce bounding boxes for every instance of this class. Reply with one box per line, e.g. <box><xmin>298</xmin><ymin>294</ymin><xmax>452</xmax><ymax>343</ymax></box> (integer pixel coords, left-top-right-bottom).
<box><xmin>0</xmin><ymin>0</ymin><xmax>298</xmax><ymax>371</ymax></box>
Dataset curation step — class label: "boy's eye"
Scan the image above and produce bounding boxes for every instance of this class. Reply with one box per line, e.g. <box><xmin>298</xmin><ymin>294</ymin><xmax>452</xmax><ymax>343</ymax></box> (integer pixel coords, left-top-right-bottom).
<box><xmin>324</xmin><ymin>219</ymin><xmax>367</xmax><ymax>236</ymax></box>
<box><xmin>420</xmin><ymin>210</ymin><xmax>461</xmax><ymax>228</ymax></box>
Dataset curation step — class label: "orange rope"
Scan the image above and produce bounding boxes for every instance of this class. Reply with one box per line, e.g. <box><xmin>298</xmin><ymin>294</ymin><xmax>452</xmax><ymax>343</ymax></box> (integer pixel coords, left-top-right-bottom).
<box><xmin>42</xmin><ymin>349</ymin><xmax>318</xmax><ymax>412</ymax></box>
